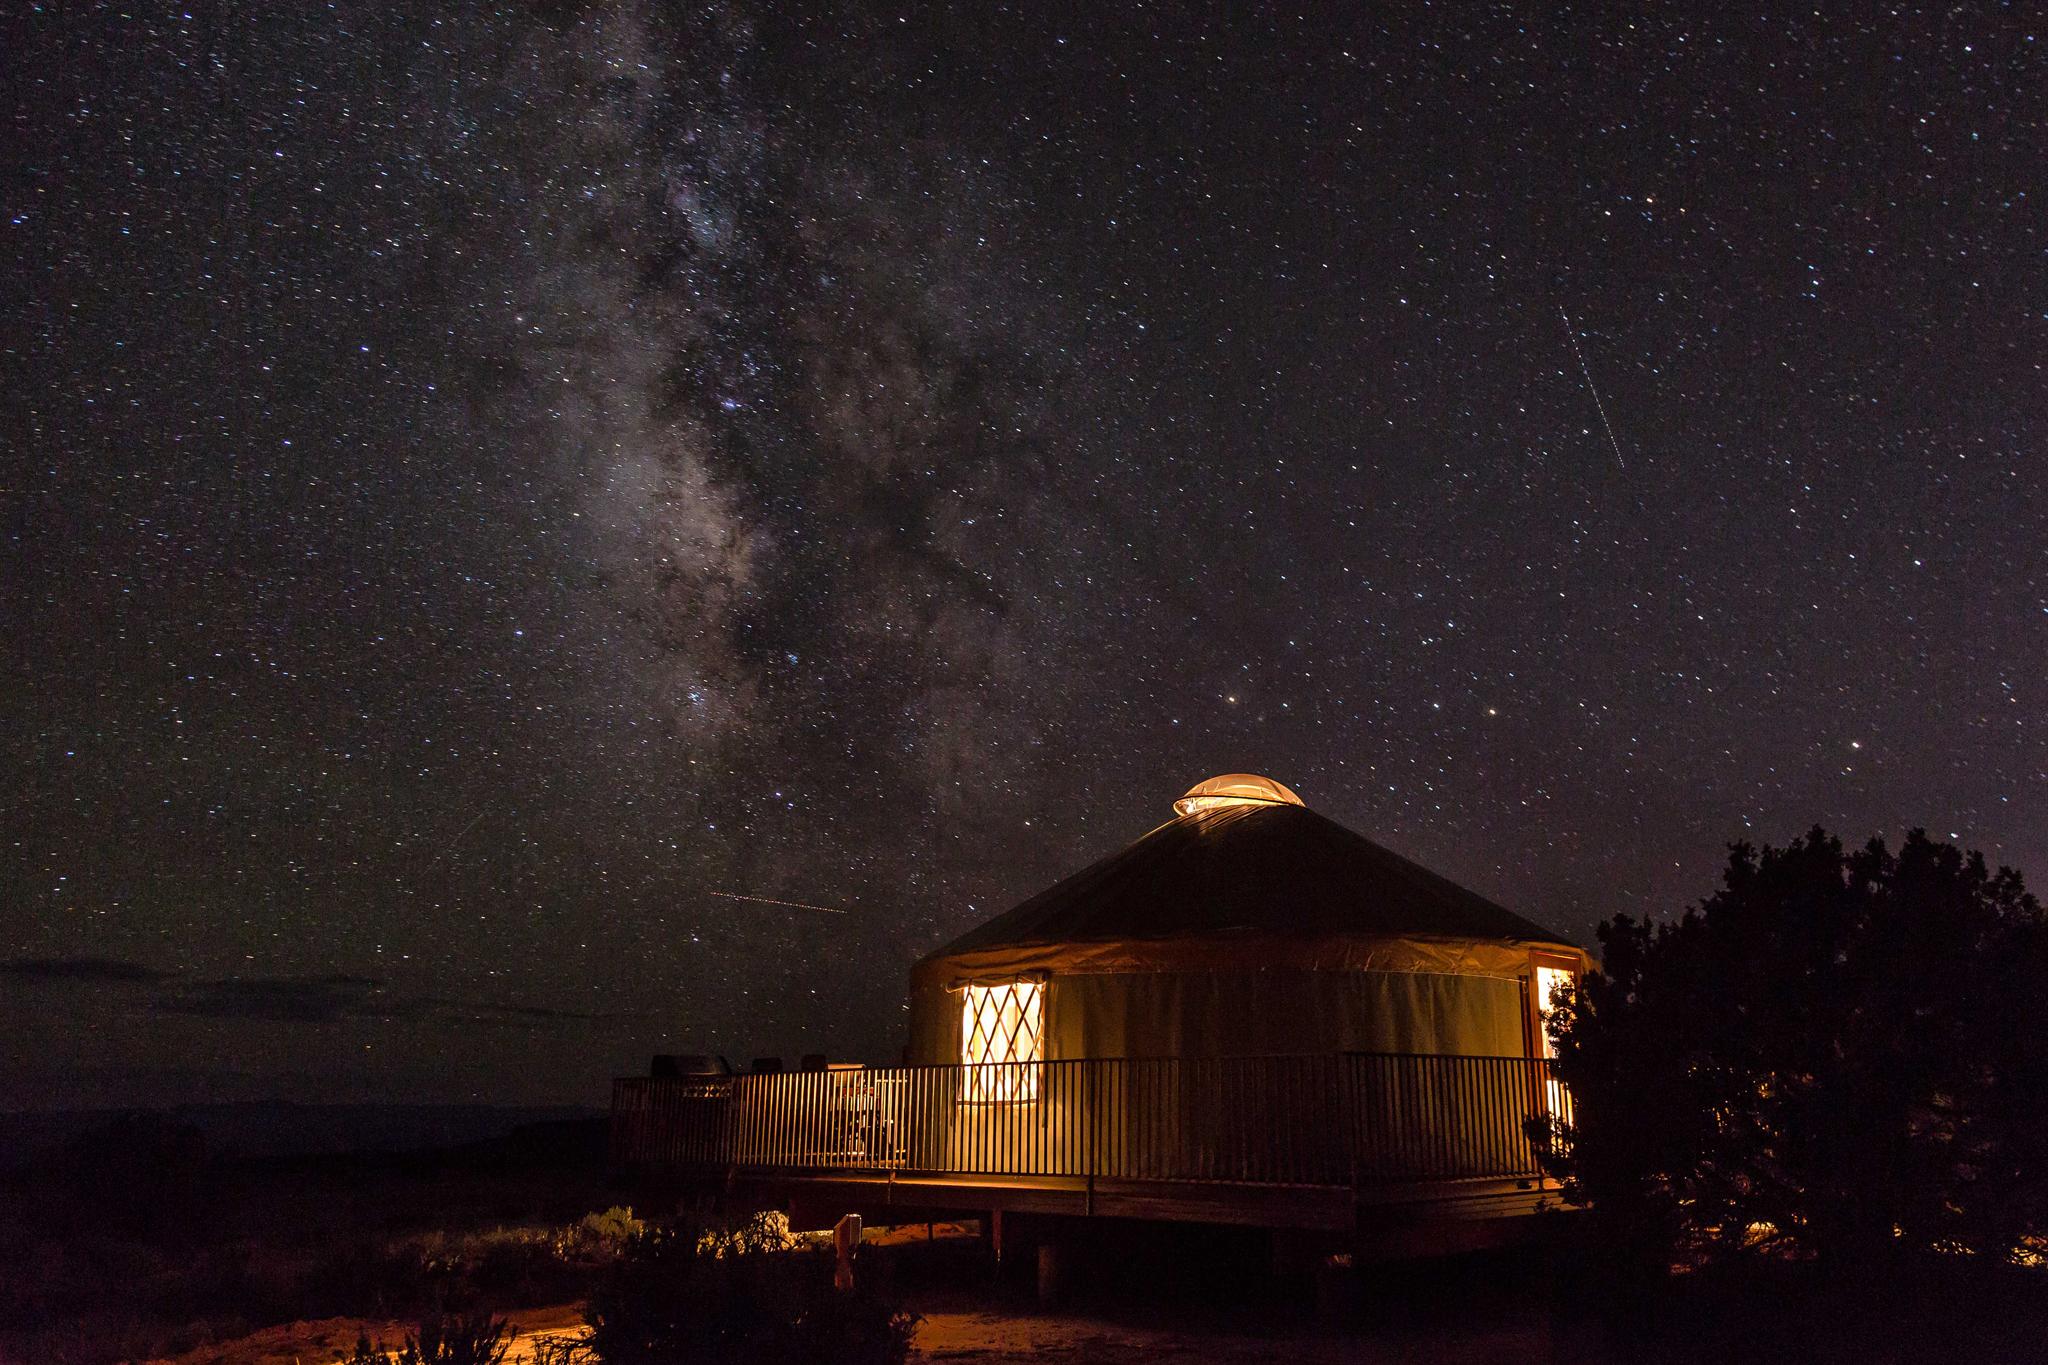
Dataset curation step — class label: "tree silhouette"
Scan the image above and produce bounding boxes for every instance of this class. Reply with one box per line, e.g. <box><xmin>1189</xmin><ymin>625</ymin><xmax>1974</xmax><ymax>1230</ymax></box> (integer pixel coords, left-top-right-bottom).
<box><xmin>1540</xmin><ymin>828</ymin><xmax>2048</xmax><ymax>1271</ymax></box>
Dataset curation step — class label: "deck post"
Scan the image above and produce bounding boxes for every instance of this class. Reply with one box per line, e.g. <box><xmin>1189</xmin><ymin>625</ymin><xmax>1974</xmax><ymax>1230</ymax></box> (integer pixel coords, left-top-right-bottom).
<box><xmin>833</xmin><ymin>1213</ymin><xmax>862</xmax><ymax>1292</ymax></box>
<box><xmin>1313</xmin><ymin>1253</ymin><xmax>1354</xmax><ymax>1322</ymax></box>
<box><xmin>1036</xmin><ymin>1238</ymin><xmax>1063</xmax><ymax>1303</ymax></box>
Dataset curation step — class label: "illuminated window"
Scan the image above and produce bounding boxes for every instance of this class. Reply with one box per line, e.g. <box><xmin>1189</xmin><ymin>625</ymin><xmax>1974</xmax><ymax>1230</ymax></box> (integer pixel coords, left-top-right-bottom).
<box><xmin>959</xmin><ymin>981</ymin><xmax>1043</xmax><ymax>1101</ymax></box>
<box><xmin>1533</xmin><ymin>963</ymin><xmax>1576</xmax><ymax>1119</ymax></box>
<box><xmin>1534</xmin><ymin>965</ymin><xmax>1574</xmax><ymax>1060</ymax></box>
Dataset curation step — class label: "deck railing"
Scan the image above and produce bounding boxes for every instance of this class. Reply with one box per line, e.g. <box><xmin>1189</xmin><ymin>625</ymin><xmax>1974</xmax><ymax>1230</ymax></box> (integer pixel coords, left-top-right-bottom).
<box><xmin>611</xmin><ymin>1053</ymin><xmax>1568</xmax><ymax>1188</ymax></box>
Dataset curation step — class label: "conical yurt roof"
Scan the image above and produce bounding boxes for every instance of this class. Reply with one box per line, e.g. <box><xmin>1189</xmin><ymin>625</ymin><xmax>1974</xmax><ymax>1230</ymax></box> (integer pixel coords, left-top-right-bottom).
<box><xmin>914</xmin><ymin>774</ymin><xmax>1586</xmax><ymax>986</ymax></box>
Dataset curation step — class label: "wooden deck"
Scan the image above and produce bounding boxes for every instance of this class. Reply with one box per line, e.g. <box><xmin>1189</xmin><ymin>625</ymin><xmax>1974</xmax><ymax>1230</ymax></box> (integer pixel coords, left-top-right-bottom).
<box><xmin>716</xmin><ymin>1168</ymin><xmax>1561</xmax><ymax>1232</ymax></box>
<box><xmin>612</xmin><ymin>1053</ymin><xmax>1572</xmax><ymax>1233</ymax></box>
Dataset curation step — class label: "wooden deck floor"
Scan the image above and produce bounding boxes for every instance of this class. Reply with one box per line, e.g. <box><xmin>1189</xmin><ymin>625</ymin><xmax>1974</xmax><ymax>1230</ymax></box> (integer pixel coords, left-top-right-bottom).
<box><xmin>699</xmin><ymin>1167</ymin><xmax>1566</xmax><ymax>1233</ymax></box>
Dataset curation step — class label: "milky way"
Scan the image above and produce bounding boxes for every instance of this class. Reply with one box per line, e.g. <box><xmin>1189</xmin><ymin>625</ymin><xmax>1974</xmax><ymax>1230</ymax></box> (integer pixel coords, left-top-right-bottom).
<box><xmin>436</xmin><ymin>5</ymin><xmax>1091</xmax><ymax>857</ymax></box>
<box><xmin>5</xmin><ymin>4</ymin><xmax>2044</xmax><ymax>1105</ymax></box>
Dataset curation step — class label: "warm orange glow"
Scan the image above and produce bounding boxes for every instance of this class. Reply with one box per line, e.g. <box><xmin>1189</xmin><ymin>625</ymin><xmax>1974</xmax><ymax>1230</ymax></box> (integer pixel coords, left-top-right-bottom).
<box><xmin>1171</xmin><ymin>772</ymin><xmax>1305</xmax><ymax>817</ymax></box>
<box><xmin>1534</xmin><ymin>964</ymin><xmax>1575</xmax><ymax>1118</ymax></box>
<box><xmin>960</xmin><ymin>981</ymin><xmax>1043</xmax><ymax>1101</ymax></box>
<box><xmin>1534</xmin><ymin>965</ymin><xmax>1573</xmax><ymax>1059</ymax></box>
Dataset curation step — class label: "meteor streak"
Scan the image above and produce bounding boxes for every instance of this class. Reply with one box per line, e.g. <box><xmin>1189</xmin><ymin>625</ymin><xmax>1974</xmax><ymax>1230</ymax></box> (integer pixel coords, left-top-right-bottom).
<box><xmin>706</xmin><ymin>888</ymin><xmax>850</xmax><ymax>914</ymax></box>
<box><xmin>419</xmin><ymin>808</ymin><xmax>485</xmax><ymax>874</ymax></box>
<box><xmin>1560</xmin><ymin>306</ymin><xmax>1627</xmax><ymax>471</ymax></box>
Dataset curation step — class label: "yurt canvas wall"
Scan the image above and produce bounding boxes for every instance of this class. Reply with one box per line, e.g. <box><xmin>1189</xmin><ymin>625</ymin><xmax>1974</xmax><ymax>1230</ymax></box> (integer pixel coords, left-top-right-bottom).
<box><xmin>906</xmin><ymin>774</ymin><xmax>1590</xmax><ymax>1068</ymax></box>
<box><xmin>907</xmin><ymin>965</ymin><xmax>1529</xmax><ymax>1064</ymax></box>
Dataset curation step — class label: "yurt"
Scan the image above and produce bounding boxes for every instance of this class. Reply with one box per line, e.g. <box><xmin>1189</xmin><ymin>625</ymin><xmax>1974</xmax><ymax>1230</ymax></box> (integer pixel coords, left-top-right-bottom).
<box><xmin>908</xmin><ymin>774</ymin><xmax>1590</xmax><ymax>1073</ymax></box>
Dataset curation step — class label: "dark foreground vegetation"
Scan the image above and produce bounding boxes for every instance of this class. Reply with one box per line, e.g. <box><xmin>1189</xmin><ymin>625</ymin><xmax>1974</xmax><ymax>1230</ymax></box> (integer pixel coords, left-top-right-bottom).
<box><xmin>1541</xmin><ymin>828</ymin><xmax>2048</xmax><ymax>1274</ymax></box>
<box><xmin>527</xmin><ymin>1213</ymin><xmax>917</xmax><ymax>1365</ymax></box>
<box><xmin>5</xmin><ymin>1113</ymin><xmax>2047</xmax><ymax>1363</ymax></box>
<box><xmin>1523</xmin><ymin>826</ymin><xmax>2048</xmax><ymax>1362</ymax></box>
<box><xmin>0</xmin><ymin>1113</ymin><xmax>622</xmax><ymax>1363</ymax></box>
<box><xmin>328</xmin><ymin>1214</ymin><xmax>916</xmax><ymax>1365</ymax></box>
<box><xmin>0</xmin><ymin>1108</ymin><xmax>918</xmax><ymax>1365</ymax></box>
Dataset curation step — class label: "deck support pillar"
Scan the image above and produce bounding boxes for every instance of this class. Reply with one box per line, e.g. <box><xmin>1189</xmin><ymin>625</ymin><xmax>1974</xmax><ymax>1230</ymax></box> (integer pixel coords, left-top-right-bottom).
<box><xmin>1036</xmin><ymin>1239</ymin><xmax>1064</xmax><ymax>1303</ymax></box>
<box><xmin>1313</xmin><ymin>1253</ymin><xmax>1355</xmax><ymax>1322</ymax></box>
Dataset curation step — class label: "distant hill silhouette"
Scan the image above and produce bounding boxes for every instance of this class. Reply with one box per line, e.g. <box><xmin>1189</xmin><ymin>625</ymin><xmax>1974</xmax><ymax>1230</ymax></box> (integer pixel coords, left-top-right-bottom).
<box><xmin>0</xmin><ymin>1100</ymin><xmax>603</xmax><ymax>1169</ymax></box>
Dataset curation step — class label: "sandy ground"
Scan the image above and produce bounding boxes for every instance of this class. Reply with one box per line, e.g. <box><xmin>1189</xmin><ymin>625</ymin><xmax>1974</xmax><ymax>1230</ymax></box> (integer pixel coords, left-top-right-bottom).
<box><xmin>144</xmin><ymin>1224</ymin><xmax>1558</xmax><ymax>1365</ymax></box>
<box><xmin>148</xmin><ymin>1300</ymin><xmax>1553</xmax><ymax>1365</ymax></box>
<box><xmin>912</xmin><ymin>1306</ymin><xmax>1547</xmax><ymax>1363</ymax></box>
<box><xmin>145</xmin><ymin>1305</ymin><xmax>588</xmax><ymax>1365</ymax></box>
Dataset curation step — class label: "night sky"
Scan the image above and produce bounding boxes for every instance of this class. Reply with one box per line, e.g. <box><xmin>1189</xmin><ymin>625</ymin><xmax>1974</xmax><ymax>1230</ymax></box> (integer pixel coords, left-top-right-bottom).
<box><xmin>5</xmin><ymin>4</ymin><xmax>2044</xmax><ymax>1109</ymax></box>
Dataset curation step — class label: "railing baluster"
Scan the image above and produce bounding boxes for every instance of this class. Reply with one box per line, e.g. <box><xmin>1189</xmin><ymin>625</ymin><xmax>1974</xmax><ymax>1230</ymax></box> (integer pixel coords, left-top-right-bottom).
<box><xmin>610</xmin><ymin>1052</ymin><xmax>1573</xmax><ymax>1194</ymax></box>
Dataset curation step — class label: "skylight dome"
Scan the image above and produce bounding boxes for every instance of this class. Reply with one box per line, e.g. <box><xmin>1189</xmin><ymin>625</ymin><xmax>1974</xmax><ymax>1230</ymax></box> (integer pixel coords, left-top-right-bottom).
<box><xmin>1172</xmin><ymin>772</ymin><xmax>1305</xmax><ymax>817</ymax></box>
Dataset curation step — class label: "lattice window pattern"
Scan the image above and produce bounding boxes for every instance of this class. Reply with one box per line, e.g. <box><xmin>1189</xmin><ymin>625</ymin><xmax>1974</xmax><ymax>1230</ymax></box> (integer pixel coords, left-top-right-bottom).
<box><xmin>959</xmin><ymin>981</ymin><xmax>1043</xmax><ymax>1101</ymax></box>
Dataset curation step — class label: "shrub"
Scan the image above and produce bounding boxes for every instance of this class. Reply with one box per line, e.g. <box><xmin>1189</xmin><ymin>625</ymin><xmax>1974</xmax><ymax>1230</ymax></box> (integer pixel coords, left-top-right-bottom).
<box><xmin>693</xmin><ymin>1210</ymin><xmax>793</xmax><ymax>1258</ymax></box>
<box><xmin>576</xmin><ymin>1207</ymin><xmax>645</xmax><ymax>1247</ymax></box>
<box><xmin>339</xmin><ymin>1332</ymin><xmax>388</xmax><ymax>1365</ymax></box>
<box><xmin>336</xmin><ymin>1312</ymin><xmax>510</xmax><ymax>1365</ymax></box>
<box><xmin>1539</xmin><ymin>828</ymin><xmax>2048</xmax><ymax>1273</ymax></box>
<box><xmin>579</xmin><ymin>1218</ymin><xmax>917</xmax><ymax>1365</ymax></box>
<box><xmin>398</xmin><ymin>1312</ymin><xmax>513</xmax><ymax>1365</ymax></box>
